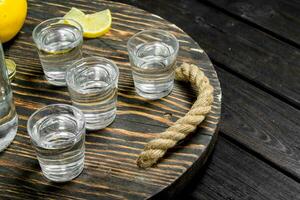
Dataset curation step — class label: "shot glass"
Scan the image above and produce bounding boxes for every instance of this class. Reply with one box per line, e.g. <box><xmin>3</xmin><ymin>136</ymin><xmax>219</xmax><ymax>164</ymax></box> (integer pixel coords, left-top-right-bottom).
<box><xmin>66</xmin><ymin>57</ymin><xmax>119</xmax><ymax>130</ymax></box>
<box><xmin>127</xmin><ymin>29</ymin><xmax>179</xmax><ymax>99</ymax></box>
<box><xmin>32</xmin><ymin>17</ymin><xmax>83</xmax><ymax>86</ymax></box>
<box><xmin>27</xmin><ymin>104</ymin><xmax>86</xmax><ymax>182</ymax></box>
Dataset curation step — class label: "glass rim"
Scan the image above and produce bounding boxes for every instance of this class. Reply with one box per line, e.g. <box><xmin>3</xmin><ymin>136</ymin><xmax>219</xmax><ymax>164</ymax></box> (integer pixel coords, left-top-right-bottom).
<box><xmin>66</xmin><ymin>56</ymin><xmax>119</xmax><ymax>93</ymax></box>
<box><xmin>27</xmin><ymin>104</ymin><xmax>86</xmax><ymax>144</ymax></box>
<box><xmin>32</xmin><ymin>17</ymin><xmax>83</xmax><ymax>48</ymax></box>
<box><xmin>127</xmin><ymin>29</ymin><xmax>179</xmax><ymax>62</ymax></box>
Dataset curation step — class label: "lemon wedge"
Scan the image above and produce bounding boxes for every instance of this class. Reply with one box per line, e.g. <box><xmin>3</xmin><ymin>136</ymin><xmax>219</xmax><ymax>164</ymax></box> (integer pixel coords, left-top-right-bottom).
<box><xmin>63</xmin><ymin>7</ymin><xmax>85</xmax><ymax>24</ymax></box>
<box><xmin>63</xmin><ymin>7</ymin><xmax>112</xmax><ymax>38</ymax></box>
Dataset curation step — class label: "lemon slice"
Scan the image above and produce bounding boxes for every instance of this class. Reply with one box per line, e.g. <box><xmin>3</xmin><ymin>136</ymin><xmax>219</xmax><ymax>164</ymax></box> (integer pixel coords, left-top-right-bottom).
<box><xmin>63</xmin><ymin>7</ymin><xmax>85</xmax><ymax>24</ymax></box>
<box><xmin>83</xmin><ymin>10</ymin><xmax>112</xmax><ymax>38</ymax></box>
<box><xmin>63</xmin><ymin>7</ymin><xmax>112</xmax><ymax>38</ymax></box>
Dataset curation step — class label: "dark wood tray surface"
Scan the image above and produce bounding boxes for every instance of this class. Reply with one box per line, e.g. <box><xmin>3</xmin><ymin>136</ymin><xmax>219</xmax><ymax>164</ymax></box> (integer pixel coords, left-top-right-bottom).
<box><xmin>2</xmin><ymin>0</ymin><xmax>221</xmax><ymax>199</ymax></box>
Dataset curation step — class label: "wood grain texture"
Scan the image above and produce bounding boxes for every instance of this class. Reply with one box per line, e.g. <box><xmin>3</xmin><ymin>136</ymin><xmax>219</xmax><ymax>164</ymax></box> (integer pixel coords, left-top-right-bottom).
<box><xmin>216</xmin><ymin>66</ymin><xmax>300</xmax><ymax>179</ymax></box>
<box><xmin>116</xmin><ymin>0</ymin><xmax>300</xmax><ymax>109</ymax></box>
<box><xmin>176</xmin><ymin>68</ymin><xmax>300</xmax><ymax>200</ymax></box>
<box><xmin>186</xmin><ymin>137</ymin><xmax>300</xmax><ymax>200</ymax></box>
<box><xmin>114</xmin><ymin>0</ymin><xmax>300</xmax><ymax>180</ymax></box>
<box><xmin>2</xmin><ymin>0</ymin><xmax>221</xmax><ymax>199</ymax></box>
<box><xmin>203</xmin><ymin>0</ymin><xmax>300</xmax><ymax>46</ymax></box>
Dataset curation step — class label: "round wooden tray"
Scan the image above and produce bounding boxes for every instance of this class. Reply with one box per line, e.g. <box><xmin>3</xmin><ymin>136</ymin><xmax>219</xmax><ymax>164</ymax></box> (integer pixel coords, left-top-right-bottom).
<box><xmin>3</xmin><ymin>0</ymin><xmax>221</xmax><ymax>199</ymax></box>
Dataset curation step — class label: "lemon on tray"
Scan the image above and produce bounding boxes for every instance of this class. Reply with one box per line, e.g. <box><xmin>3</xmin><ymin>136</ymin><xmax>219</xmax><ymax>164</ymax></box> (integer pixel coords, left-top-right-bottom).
<box><xmin>63</xmin><ymin>7</ymin><xmax>112</xmax><ymax>38</ymax></box>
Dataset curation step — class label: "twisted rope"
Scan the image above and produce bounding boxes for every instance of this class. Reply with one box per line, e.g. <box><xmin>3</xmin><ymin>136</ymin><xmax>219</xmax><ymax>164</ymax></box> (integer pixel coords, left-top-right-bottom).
<box><xmin>137</xmin><ymin>63</ymin><xmax>214</xmax><ymax>168</ymax></box>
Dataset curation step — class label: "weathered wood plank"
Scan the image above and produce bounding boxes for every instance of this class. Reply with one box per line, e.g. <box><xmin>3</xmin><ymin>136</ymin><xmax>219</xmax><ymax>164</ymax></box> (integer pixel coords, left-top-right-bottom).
<box><xmin>116</xmin><ymin>0</ymin><xmax>300</xmax><ymax>108</ymax></box>
<box><xmin>186</xmin><ymin>137</ymin><xmax>300</xmax><ymax>200</ymax></box>
<box><xmin>216</xmin><ymin>66</ymin><xmax>300</xmax><ymax>179</ymax></box>
<box><xmin>204</xmin><ymin>0</ymin><xmax>300</xmax><ymax>46</ymax></box>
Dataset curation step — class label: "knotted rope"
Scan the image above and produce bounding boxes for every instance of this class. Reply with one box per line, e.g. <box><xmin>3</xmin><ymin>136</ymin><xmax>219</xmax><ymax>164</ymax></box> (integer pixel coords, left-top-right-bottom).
<box><xmin>137</xmin><ymin>63</ymin><xmax>214</xmax><ymax>168</ymax></box>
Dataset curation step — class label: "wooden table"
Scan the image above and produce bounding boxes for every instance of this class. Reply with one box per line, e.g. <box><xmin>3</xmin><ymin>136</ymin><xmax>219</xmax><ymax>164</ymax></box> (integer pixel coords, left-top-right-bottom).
<box><xmin>2</xmin><ymin>0</ymin><xmax>300</xmax><ymax>199</ymax></box>
<box><xmin>112</xmin><ymin>0</ymin><xmax>300</xmax><ymax>199</ymax></box>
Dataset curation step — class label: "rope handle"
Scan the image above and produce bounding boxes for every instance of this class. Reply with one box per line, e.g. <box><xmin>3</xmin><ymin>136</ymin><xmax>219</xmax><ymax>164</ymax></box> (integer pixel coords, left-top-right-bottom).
<box><xmin>137</xmin><ymin>63</ymin><xmax>214</xmax><ymax>168</ymax></box>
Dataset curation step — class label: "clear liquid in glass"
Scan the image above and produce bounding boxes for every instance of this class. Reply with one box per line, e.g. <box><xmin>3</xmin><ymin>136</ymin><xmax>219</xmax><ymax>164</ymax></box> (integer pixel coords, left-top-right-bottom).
<box><xmin>31</xmin><ymin>114</ymin><xmax>85</xmax><ymax>182</ymax></box>
<box><xmin>67</xmin><ymin>65</ymin><xmax>118</xmax><ymax>130</ymax></box>
<box><xmin>36</xmin><ymin>24</ymin><xmax>82</xmax><ymax>86</ymax></box>
<box><xmin>132</xmin><ymin>41</ymin><xmax>175</xmax><ymax>99</ymax></box>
